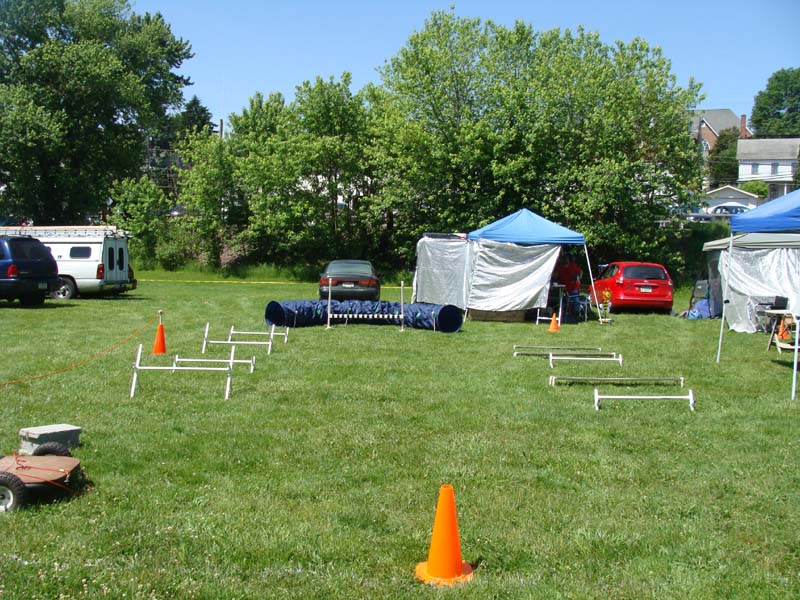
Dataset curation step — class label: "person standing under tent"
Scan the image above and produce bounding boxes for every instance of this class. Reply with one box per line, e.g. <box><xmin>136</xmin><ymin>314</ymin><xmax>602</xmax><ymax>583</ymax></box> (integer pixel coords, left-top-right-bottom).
<box><xmin>555</xmin><ymin>253</ymin><xmax>584</xmax><ymax>317</ymax></box>
<box><xmin>555</xmin><ymin>253</ymin><xmax>582</xmax><ymax>295</ymax></box>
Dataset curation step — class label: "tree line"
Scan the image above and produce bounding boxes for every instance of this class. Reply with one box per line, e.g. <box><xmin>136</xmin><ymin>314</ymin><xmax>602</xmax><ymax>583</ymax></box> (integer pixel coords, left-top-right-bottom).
<box><xmin>2</xmin><ymin>2</ymin><xmax>796</xmax><ymax>281</ymax></box>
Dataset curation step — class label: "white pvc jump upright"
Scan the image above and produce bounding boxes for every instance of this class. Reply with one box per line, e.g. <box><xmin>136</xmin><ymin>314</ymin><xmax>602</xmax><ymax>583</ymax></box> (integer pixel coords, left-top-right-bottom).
<box><xmin>130</xmin><ymin>343</ymin><xmax>251</xmax><ymax>400</ymax></box>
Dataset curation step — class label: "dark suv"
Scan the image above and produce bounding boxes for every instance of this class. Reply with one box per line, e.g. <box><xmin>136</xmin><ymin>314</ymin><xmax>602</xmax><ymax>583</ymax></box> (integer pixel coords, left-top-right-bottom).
<box><xmin>0</xmin><ymin>235</ymin><xmax>60</xmax><ymax>306</ymax></box>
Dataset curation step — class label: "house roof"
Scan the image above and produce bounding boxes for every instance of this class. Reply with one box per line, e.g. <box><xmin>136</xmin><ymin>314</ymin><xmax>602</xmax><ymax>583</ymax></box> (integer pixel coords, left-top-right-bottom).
<box><xmin>690</xmin><ymin>109</ymin><xmax>745</xmax><ymax>137</ymax></box>
<box><xmin>705</xmin><ymin>185</ymin><xmax>758</xmax><ymax>200</ymax></box>
<box><xmin>737</xmin><ymin>138</ymin><xmax>800</xmax><ymax>160</ymax></box>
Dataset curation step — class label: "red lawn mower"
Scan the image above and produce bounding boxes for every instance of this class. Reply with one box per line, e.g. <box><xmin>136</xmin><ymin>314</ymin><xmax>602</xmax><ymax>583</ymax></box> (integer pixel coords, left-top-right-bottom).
<box><xmin>0</xmin><ymin>442</ymin><xmax>86</xmax><ymax>512</ymax></box>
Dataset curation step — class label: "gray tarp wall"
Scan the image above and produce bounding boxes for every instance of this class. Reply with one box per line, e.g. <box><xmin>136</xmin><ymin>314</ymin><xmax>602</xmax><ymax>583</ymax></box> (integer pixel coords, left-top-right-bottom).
<box><xmin>412</xmin><ymin>235</ymin><xmax>560</xmax><ymax>311</ymax></box>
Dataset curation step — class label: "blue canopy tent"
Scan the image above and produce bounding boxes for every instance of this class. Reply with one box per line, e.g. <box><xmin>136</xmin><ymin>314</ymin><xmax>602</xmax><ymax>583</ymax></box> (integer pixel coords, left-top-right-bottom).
<box><xmin>729</xmin><ymin>188</ymin><xmax>800</xmax><ymax>232</ymax></box>
<box><xmin>715</xmin><ymin>188</ymin><xmax>800</xmax><ymax>399</ymax></box>
<box><xmin>413</xmin><ymin>209</ymin><xmax>598</xmax><ymax>316</ymax></box>
<box><xmin>467</xmin><ymin>208</ymin><xmax>586</xmax><ymax>245</ymax></box>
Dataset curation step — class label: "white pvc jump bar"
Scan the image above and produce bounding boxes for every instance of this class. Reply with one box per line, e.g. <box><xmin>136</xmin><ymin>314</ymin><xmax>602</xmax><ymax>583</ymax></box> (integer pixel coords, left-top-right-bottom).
<box><xmin>594</xmin><ymin>388</ymin><xmax>695</xmax><ymax>411</ymax></box>
<box><xmin>130</xmin><ymin>344</ymin><xmax>245</xmax><ymax>400</ymax></box>
<box><xmin>175</xmin><ymin>353</ymin><xmax>255</xmax><ymax>373</ymax></box>
<box><xmin>549</xmin><ymin>353</ymin><xmax>623</xmax><ymax>368</ymax></box>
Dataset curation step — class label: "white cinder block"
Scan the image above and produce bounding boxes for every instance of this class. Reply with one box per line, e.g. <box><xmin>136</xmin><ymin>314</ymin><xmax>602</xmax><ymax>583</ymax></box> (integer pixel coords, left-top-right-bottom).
<box><xmin>18</xmin><ymin>424</ymin><xmax>82</xmax><ymax>455</ymax></box>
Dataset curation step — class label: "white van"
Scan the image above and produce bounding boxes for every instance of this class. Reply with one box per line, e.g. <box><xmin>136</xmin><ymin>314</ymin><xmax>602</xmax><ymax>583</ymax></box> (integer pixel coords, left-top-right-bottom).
<box><xmin>0</xmin><ymin>226</ymin><xmax>136</xmax><ymax>299</ymax></box>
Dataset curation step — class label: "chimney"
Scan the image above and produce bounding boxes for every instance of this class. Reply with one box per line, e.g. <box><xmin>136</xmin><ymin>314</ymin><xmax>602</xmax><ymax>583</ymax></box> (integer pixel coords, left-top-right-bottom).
<box><xmin>740</xmin><ymin>114</ymin><xmax>749</xmax><ymax>138</ymax></box>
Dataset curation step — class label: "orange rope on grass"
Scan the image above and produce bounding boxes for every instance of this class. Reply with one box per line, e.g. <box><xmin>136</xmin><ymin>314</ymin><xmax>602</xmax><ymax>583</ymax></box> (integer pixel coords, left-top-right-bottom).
<box><xmin>0</xmin><ymin>315</ymin><xmax>157</xmax><ymax>387</ymax></box>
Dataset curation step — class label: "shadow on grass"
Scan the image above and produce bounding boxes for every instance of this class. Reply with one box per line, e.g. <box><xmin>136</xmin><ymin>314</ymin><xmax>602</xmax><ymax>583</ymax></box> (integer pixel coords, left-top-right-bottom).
<box><xmin>21</xmin><ymin>476</ymin><xmax>93</xmax><ymax>511</ymax></box>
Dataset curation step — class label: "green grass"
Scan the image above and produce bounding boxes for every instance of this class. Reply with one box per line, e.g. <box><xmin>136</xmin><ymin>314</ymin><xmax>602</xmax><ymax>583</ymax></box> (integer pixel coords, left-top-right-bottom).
<box><xmin>1</xmin><ymin>276</ymin><xmax>798</xmax><ymax>599</ymax></box>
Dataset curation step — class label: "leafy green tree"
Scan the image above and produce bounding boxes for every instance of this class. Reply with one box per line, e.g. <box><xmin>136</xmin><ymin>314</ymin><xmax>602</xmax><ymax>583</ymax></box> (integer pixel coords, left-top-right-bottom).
<box><xmin>175</xmin><ymin>131</ymin><xmax>243</xmax><ymax>268</ymax></box>
<box><xmin>706</xmin><ymin>127</ymin><xmax>741</xmax><ymax>188</ymax></box>
<box><xmin>740</xmin><ymin>180</ymin><xmax>768</xmax><ymax>198</ymax></box>
<box><xmin>177</xmin><ymin>95</ymin><xmax>216</xmax><ymax>134</ymax></box>
<box><xmin>377</xmin><ymin>11</ymin><xmax>498</xmax><ymax>255</ymax></box>
<box><xmin>228</xmin><ymin>91</ymin><xmax>306</xmax><ymax>264</ymax></box>
<box><xmin>376</xmin><ymin>11</ymin><xmax>703</xmax><ymax>269</ymax></box>
<box><xmin>229</xmin><ymin>76</ymin><xmax>378</xmax><ymax>267</ymax></box>
<box><xmin>751</xmin><ymin>67</ymin><xmax>800</xmax><ymax>138</ymax></box>
<box><xmin>0</xmin><ymin>0</ymin><xmax>191</xmax><ymax>223</ymax></box>
<box><xmin>108</xmin><ymin>176</ymin><xmax>171</xmax><ymax>268</ymax></box>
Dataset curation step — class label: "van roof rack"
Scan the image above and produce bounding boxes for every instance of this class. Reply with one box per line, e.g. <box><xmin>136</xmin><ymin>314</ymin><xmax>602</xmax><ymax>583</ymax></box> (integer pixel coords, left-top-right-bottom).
<box><xmin>0</xmin><ymin>226</ymin><xmax>127</xmax><ymax>238</ymax></box>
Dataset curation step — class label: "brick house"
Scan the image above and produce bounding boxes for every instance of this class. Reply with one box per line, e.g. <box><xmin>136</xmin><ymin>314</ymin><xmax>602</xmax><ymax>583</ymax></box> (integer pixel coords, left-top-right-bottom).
<box><xmin>691</xmin><ymin>109</ymin><xmax>752</xmax><ymax>159</ymax></box>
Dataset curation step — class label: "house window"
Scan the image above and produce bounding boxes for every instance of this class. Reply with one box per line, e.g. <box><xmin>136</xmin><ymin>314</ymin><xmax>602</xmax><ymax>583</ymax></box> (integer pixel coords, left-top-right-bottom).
<box><xmin>751</xmin><ymin>163</ymin><xmax>759</xmax><ymax>175</ymax></box>
<box><xmin>771</xmin><ymin>162</ymin><xmax>779</xmax><ymax>175</ymax></box>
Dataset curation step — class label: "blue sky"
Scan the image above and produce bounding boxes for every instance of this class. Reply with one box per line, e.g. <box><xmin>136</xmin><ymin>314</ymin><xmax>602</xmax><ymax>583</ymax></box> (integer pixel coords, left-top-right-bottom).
<box><xmin>132</xmin><ymin>0</ymin><xmax>799</xmax><ymax>128</ymax></box>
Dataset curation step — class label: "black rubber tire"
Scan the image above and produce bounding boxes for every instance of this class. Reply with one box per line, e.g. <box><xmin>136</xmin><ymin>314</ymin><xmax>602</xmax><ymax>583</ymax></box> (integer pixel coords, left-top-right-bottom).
<box><xmin>0</xmin><ymin>472</ymin><xmax>27</xmax><ymax>512</ymax></box>
<box><xmin>32</xmin><ymin>442</ymin><xmax>72</xmax><ymax>457</ymax></box>
<box><xmin>52</xmin><ymin>277</ymin><xmax>77</xmax><ymax>300</ymax></box>
<box><xmin>19</xmin><ymin>292</ymin><xmax>46</xmax><ymax>307</ymax></box>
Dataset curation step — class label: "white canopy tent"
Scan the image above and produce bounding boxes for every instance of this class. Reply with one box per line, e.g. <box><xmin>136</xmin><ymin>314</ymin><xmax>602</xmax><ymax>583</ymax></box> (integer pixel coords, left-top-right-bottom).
<box><xmin>712</xmin><ymin>188</ymin><xmax>800</xmax><ymax>400</ymax></box>
<box><xmin>703</xmin><ymin>233</ymin><xmax>800</xmax><ymax>332</ymax></box>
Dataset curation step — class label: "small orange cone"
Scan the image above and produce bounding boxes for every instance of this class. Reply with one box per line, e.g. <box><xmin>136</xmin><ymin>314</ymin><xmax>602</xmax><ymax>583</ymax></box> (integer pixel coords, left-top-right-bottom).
<box><xmin>415</xmin><ymin>484</ymin><xmax>474</xmax><ymax>586</ymax></box>
<box><xmin>778</xmin><ymin>319</ymin><xmax>790</xmax><ymax>340</ymax></box>
<box><xmin>152</xmin><ymin>310</ymin><xmax>166</xmax><ymax>355</ymax></box>
<box><xmin>548</xmin><ymin>313</ymin><xmax>560</xmax><ymax>333</ymax></box>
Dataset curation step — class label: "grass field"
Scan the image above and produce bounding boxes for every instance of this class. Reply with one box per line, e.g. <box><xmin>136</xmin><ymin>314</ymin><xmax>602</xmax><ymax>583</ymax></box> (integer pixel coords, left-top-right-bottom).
<box><xmin>2</xmin><ymin>272</ymin><xmax>798</xmax><ymax>599</ymax></box>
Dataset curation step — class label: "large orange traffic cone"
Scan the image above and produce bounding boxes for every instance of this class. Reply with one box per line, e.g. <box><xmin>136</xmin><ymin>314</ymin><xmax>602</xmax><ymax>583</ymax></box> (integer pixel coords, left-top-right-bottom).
<box><xmin>152</xmin><ymin>310</ymin><xmax>166</xmax><ymax>355</ymax></box>
<box><xmin>415</xmin><ymin>484</ymin><xmax>474</xmax><ymax>586</ymax></box>
<box><xmin>548</xmin><ymin>313</ymin><xmax>560</xmax><ymax>333</ymax></box>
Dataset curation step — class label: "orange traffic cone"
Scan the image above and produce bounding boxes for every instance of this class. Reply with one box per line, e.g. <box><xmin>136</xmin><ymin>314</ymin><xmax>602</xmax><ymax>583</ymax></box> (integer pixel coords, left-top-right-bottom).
<box><xmin>548</xmin><ymin>313</ymin><xmax>560</xmax><ymax>333</ymax></box>
<box><xmin>415</xmin><ymin>484</ymin><xmax>474</xmax><ymax>586</ymax></box>
<box><xmin>152</xmin><ymin>310</ymin><xmax>166</xmax><ymax>355</ymax></box>
<box><xmin>778</xmin><ymin>319</ymin><xmax>790</xmax><ymax>341</ymax></box>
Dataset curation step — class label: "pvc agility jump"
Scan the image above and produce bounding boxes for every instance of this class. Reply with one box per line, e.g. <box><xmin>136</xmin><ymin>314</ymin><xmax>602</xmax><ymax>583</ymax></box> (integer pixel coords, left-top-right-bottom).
<box><xmin>593</xmin><ymin>388</ymin><xmax>696</xmax><ymax>411</ymax></box>
<box><xmin>325</xmin><ymin>281</ymin><xmax>405</xmax><ymax>330</ymax></box>
<box><xmin>130</xmin><ymin>344</ymin><xmax>255</xmax><ymax>400</ymax></box>
<box><xmin>201</xmin><ymin>323</ymin><xmax>289</xmax><ymax>355</ymax></box>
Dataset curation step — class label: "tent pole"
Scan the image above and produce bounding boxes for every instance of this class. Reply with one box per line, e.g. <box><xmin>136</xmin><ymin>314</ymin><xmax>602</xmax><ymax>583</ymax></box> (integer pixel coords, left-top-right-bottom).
<box><xmin>715</xmin><ymin>233</ymin><xmax>734</xmax><ymax>363</ymax></box>
<box><xmin>582</xmin><ymin>244</ymin><xmax>600</xmax><ymax>320</ymax></box>
<box><xmin>792</xmin><ymin>312</ymin><xmax>798</xmax><ymax>401</ymax></box>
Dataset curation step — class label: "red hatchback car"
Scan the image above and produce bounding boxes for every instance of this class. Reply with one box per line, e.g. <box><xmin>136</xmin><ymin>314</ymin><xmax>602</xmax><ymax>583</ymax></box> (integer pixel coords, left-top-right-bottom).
<box><xmin>591</xmin><ymin>261</ymin><xmax>673</xmax><ymax>312</ymax></box>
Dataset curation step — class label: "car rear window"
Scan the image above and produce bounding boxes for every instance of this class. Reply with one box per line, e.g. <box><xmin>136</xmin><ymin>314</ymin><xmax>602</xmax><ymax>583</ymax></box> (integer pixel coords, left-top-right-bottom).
<box><xmin>328</xmin><ymin>262</ymin><xmax>374</xmax><ymax>276</ymax></box>
<box><xmin>8</xmin><ymin>239</ymin><xmax>50</xmax><ymax>259</ymax></box>
<box><xmin>623</xmin><ymin>265</ymin><xmax>668</xmax><ymax>280</ymax></box>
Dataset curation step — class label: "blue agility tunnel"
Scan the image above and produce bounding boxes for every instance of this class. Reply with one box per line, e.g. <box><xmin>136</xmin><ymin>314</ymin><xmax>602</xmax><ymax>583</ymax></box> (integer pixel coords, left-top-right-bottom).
<box><xmin>265</xmin><ymin>300</ymin><xmax>463</xmax><ymax>333</ymax></box>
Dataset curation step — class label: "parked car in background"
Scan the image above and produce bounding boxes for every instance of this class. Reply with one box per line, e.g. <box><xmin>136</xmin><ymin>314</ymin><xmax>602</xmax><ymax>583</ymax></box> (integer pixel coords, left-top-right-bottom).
<box><xmin>319</xmin><ymin>260</ymin><xmax>380</xmax><ymax>301</ymax></box>
<box><xmin>710</xmin><ymin>202</ymin><xmax>750</xmax><ymax>215</ymax></box>
<box><xmin>0</xmin><ymin>235</ymin><xmax>60</xmax><ymax>306</ymax></box>
<box><xmin>591</xmin><ymin>261</ymin><xmax>673</xmax><ymax>312</ymax></box>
